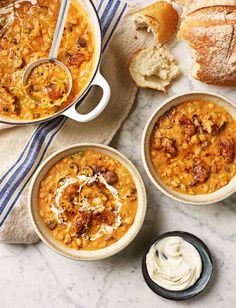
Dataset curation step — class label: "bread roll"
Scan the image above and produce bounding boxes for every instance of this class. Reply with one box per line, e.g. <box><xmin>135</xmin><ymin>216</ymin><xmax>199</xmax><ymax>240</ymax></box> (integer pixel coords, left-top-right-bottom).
<box><xmin>134</xmin><ymin>1</ymin><xmax>179</xmax><ymax>44</ymax></box>
<box><xmin>174</xmin><ymin>0</ymin><xmax>236</xmax><ymax>13</ymax></box>
<box><xmin>128</xmin><ymin>46</ymin><xmax>179</xmax><ymax>92</ymax></box>
<box><xmin>178</xmin><ymin>6</ymin><xmax>236</xmax><ymax>86</ymax></box>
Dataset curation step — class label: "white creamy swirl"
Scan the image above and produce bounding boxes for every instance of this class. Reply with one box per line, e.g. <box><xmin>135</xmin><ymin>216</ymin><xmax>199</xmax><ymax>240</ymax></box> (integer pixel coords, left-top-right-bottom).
<box><xmin>146</xmin><ymin>236</ymin><xmax>202</xmax><ymax>291</ymax></box>
<box><xmin>51</xmin><ymin>173</ymin><xmax>123</xmax><ymax>239</ymax></box>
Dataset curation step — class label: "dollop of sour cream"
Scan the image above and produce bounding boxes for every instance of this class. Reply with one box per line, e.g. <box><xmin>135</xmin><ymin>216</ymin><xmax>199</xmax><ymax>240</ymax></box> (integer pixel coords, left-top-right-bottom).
<box><xmin>146</xmin><ymin>236</ymin><xmax>202</xmax><ymax>291</ymax></box>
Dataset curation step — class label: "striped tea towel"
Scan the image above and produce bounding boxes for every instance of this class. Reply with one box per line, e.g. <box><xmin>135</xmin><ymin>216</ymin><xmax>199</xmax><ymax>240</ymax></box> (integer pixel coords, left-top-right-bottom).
<box><xmin>0</xmin><ymin>0</ymin><xmax>153</xmax><ymax>244</ymax></box>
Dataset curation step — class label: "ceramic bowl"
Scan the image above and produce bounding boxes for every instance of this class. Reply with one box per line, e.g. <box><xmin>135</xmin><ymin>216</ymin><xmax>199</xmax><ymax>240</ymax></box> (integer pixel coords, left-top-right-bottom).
<box><xmin>28</xmin><ymin>143</ymin><xmax>147</xmax><ymax>260</ymax></box>
<box><xmin>142</xmin><ymin>91</ymin><xmax>236</xmax><ymax>205</ymax></box>
<box><xmin>142</xmin><ymin>231</ymin><xmax>213</xmax><ymax>301</ymax></box>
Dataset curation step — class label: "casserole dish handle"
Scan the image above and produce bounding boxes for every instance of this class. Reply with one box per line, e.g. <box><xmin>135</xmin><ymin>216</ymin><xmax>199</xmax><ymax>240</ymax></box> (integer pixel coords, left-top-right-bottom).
<box><xmin>63</xmin><ymin>71</ymin><xmax>110</xmax><ymax>122</ymax></box>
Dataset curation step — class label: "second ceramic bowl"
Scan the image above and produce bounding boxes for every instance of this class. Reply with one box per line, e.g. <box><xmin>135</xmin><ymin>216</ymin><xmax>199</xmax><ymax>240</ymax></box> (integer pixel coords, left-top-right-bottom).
<box><xmin>28</xmin><ymin>143</ymin><xmax>147</xmax><ymax>260</ymax></box>
<box><xmin>142</xmin><ymin>91</ymin><xmax>236</xmax><ymax>205</ymax></box>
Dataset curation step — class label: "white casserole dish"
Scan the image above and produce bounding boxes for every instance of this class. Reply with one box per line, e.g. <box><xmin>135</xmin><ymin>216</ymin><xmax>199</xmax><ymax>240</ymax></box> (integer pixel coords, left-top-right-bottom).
<box><xmin>0</xmin><ymin>0</ymin><xmax>110</xmax><ymax>125</ymax></box>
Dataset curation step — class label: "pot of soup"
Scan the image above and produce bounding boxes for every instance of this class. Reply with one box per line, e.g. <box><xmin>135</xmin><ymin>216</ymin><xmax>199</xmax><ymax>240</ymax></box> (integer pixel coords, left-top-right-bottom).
<box><xmin>0</xmin><ymin>0</ymin><xmax>110</xmax><ymax>124</ymax></box>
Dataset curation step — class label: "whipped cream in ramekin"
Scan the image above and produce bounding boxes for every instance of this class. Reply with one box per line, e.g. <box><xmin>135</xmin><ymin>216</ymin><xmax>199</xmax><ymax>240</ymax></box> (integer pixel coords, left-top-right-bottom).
<box><xmin>146</xmin><ymin>236</ymin><xmax>202</xmax><ymax>291</ymax></box>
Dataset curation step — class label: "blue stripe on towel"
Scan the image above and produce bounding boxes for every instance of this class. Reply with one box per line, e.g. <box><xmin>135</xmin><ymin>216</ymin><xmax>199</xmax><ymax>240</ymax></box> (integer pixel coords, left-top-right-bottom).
<box><xmin>0</xmin><ymin>126</ymin><xmax>41</xmax><ymax>184</ymax></box>
<box><xmin>103</xmin><ymin>2</ymin><xmax>128</xmax><ymax>51</ymax></box>
<box><xmin>100</xmin><ymin>0</ymin><xmax>114</xmax><ymax>27</ymax></box>
<box><xmin>0</xmin><ymin>0</ymin><xmax>128</xmax><ymax>225</ymax></box>
<box><xmin>102</xmin><ymin>1</ymin><xmax>120</xmax><ymax>37</ymax></box>
<box><xmin>97</xmin><ymin>0</ymin><xmax>105</xmax><ymax>13</ymax></box>
<box><xmin>0</xmin><ymin>122</ymin><xmax>49</xmax><ymax>185</ymax></box>
<box><xmin>0</xmin><ymin>118</ymin><xmax>67</xmax><ymax>226</ymax></box>
<box><xmin>0</xmin><ymin>117</ymin><xmax>64</xmax><ymax>215</ymax></box>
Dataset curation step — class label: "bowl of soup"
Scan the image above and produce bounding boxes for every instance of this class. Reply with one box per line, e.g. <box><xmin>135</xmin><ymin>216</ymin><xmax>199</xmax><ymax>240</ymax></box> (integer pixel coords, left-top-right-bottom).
<box><xmin>29</xmin><ymin>143</ymin><xmax>147</xmax><ymax>260</ymax></box>
<box><xmin>142</xmin><ymin>91</ymin><xmax>236</xmax><ymax>205</ymax></box>
<box><xmin>0</xmin><ymin>0</ymin><xmax>110</xmax><ymax>124</ymax></box>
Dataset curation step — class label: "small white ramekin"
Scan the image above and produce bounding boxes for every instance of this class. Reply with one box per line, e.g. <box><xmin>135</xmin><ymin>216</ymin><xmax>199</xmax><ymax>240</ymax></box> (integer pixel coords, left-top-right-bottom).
<box><xmin>28</xmin><ymin>143</ymin><xmax>147</xmax><ymax>260</ymax></box>
<box><xmin>142</xmin><ymin>91</ymin><xmax>236</xmax><ymax>205</ymax></box>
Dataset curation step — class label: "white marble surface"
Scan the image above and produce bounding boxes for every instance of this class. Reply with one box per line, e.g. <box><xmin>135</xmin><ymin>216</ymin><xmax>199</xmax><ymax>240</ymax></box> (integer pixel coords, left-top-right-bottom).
<box><xmin>1</xmin><ymin>2</ymin><xmax>236</xmax><ymax>308</ymax></box>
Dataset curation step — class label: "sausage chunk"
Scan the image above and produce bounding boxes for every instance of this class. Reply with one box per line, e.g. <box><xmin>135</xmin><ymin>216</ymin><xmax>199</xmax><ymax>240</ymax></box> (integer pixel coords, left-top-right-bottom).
<box><xmin>75</xmin><ymin>211</ymin><xmax>92</xmax><ymax>235</ymax></box>
<box><xmin>46</xmin><ymin>83</ymin><xmax>64</xmax><ymax>100</ymax></box>
<box><xmin>192</xmin><ymin>114</ymin><xmax>201</xmax><ymax>128</ymax></box>
<box><xmin>76</xmin><ymin>37</ymin><xmax>87</xmax><ymax>49</ymax></box>
<box><xmin>193</xmin><ymin>159</ymin><xmax>210</xmax><ymax>183</ymax></box>
<box><xmin>0</xmin><ymin>86</ymin><xmax>20</xmax><ymax>116</ymax></box>
<box><xmin>67</xmin><ymin>52</ymin><xmax>87</xmax><ymax>67</ymax></box>
<box><xmin>201</xmin><ymin>115</ymin><xmax>227</xmax><ymax>135</ymax></box>
<box><xmin>218</xmin><ymin>138</ymin><xmax>235</xmax><ymax>163</ymax></box>
<box><xmin>179</xmin><ymin>115</ymin><xmax>196</xmax><ymax>137</ymax></box>
<box><xmin>92</xmin><ymin>211</ymin><xmax>115</xmax><ymax>225</ymax></box>
<box><xmin>153</xmin><ymin>137</ymin><xmax>177</xmax><ymax>157</ymax></box>
<box><xmin>94</xmin><ymin>166</ymin><xmax>106</xmax><ymax>174</ymax></box>
<box><xmin>45</xmin><ymin>219</ymin><xmax>57</xmax><ymax>230</ymax></box>
<box><xmin>103</xmin><ymin>171</ymin><xmax>117</xmax><ymax>185</ymax></box>
<box><xmin>164</xmin><ymin>107</ymin><xmax>176</xmax><ymax>120</ymax></box>
<box><xmin>62</xmin><ymin>184</ymin><xmax>78</xmax><ymax>200</ymax></box>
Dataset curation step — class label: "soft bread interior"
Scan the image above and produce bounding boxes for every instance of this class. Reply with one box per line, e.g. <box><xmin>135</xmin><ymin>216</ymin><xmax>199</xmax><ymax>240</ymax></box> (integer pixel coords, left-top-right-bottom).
<box><xmin>129</xmin><ymin>47</ymin><xmax>179</xmax><ymax>92</ymax></box>
<box><xmin>134</xmin><ymin>15</ymin><xmax>159</xmax><ymax>40</ymax></box>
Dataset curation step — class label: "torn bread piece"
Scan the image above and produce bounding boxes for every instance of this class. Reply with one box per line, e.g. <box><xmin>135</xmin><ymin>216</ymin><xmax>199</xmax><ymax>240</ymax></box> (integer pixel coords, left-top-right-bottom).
<box><xmin>134</xmin><ymin>1</ymin><xmax>179</xmax><ymax>44</ymax></box>
<box><xmin>129</xmin><ymin>46</ymin><xmax>179</xmax><ymax>92</ymax></box>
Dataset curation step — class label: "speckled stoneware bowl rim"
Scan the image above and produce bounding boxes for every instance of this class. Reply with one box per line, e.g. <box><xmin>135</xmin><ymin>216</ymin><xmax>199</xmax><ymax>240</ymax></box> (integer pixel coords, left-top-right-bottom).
<box><xmin>142</xmin><ymin>91</ymin><xmax>236</xmax><ymax>205</ymax></box>
<box><xmin>28</xmin><ymin>143</ymin><xmax>147</xmax><ymax>261</ymax></box>
<box><xmin>142</xmin><ymin>231</ymin><xmax>214</xmax><ymax>301</ymax></box>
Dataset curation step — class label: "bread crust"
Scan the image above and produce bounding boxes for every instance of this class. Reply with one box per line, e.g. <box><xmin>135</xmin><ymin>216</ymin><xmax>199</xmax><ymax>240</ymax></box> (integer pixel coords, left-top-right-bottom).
<box><xmin>174</xmin><ymin>0</ymin><xmax>236</xmax><ymax>13</ymax></box>
<box><xmin>178</xmin><ymin>5</ymin><xmax>236</xmax><ymax>86</ymax></box>
<box><xmin>181</xmin><ymin>5</ymin><xmax>236</xmax><ymax>26</ymax></box>
<box><xmin>134</xmin><ymin>1</ymin><xmax>179</xmax><ymax>44</ymax></box>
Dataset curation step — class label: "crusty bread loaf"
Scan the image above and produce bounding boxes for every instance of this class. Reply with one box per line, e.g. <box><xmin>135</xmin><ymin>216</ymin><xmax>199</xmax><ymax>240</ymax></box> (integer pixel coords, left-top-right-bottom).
<box><xmin>174</xmin><ymin>0</ymin><xmax>236</xmax><ymax>13</ymax></box>
<box><xmin>178</xmin><ymin>5</ymin><xmax>236</xmax><ymax>86</ymax></box>
<box><xmin>128</xmin><ymin>47</ymin><xmax>179</xmax><ymax>92</ymax></box>
<box><xmin>134</xmin><ymin>1</ymin><xmax>179</xmax><ymax>44</ymax></box>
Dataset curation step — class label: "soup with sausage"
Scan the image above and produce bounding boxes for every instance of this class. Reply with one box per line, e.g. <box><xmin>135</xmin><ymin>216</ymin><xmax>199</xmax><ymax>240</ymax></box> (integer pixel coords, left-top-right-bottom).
<box><xmin>150</xmin><ymin>99</ymin><xmax>236</xmax><ymax>195</ymax></box>
<box><xmin>38</xmin><ymin>150</ymin><xmax>138</xmax><ymax>250</ymax></box>
<box><xmin>0</xmin><ymin>0</ymin><xmax>95</xmax><ymax>120</ymax></box>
